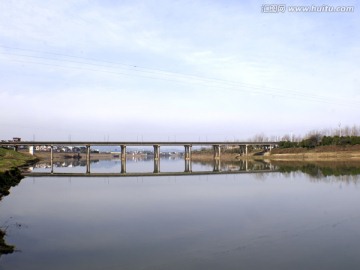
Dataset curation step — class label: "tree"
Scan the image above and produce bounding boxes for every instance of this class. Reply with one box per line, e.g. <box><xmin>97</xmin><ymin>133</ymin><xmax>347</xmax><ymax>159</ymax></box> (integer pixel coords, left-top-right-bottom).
<box><xmin>321</xmin><ymin>136</ymin><xmax>333</xmax><ymax>146</ymax></box>
<box><xmin>300</xmin><ymin>134</ymin><xmax>321</xmax><ymax>148</ymax></box>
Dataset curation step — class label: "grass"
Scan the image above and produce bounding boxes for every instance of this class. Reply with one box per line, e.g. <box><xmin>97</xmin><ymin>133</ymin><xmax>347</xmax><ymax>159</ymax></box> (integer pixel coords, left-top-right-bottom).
<box><xmin>0</xmin><ymin>147</ymin><xmax>37</xmax><ymax>173</ymax></box>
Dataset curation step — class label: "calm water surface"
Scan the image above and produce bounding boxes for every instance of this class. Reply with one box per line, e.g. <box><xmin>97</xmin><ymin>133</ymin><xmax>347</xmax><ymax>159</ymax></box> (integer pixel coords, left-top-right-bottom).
<box><xmin>1</xmin><ymin>159</ymin><xmax>360</xmax><ymax>270</ymax></box>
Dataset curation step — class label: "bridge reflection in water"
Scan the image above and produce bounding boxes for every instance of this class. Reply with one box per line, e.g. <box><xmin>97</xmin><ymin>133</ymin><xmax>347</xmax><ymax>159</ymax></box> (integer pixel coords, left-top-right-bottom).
<box><xmin>1</xmin><ymin>140</ymin><xmax>278</xmax><ymax>176</ymax></box>
<box><xmin>23</xmin><ymin>170</ymin><xmax>278</xmax><ymax>177</ymax></box>
<box><xmin>24</xmin><ymin>158</ymin><xmax>278</xmax><ymax>177</ymax></box>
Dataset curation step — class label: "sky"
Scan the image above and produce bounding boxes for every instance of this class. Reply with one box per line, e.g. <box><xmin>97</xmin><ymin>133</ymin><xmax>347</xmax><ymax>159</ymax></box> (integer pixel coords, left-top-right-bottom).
<box><xmin>0</xmin><ymin>0</ymin><xmax>359</xmax><ymax>141</ymax></box>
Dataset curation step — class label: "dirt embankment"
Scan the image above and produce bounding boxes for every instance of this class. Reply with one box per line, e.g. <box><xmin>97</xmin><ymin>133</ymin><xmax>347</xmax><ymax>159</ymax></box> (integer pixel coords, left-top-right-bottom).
<box><xmin>269</xmin><ymin>145</ymin><xmax>360</xmax><ymax>160</ymax></box>
<box><xmin>191</xmin><ymin>145</ymin><xmax>360</xmax><ymax>162</ymax></box>
<box><xmin>19</xmin><ymin>145</ymin><xmax>360</xmax><ymax>162</ymax></box>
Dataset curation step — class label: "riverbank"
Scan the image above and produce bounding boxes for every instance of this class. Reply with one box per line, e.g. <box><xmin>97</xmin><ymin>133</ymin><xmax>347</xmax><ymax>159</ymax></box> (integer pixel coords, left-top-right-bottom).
<box><xmin>0</xmin><ymin>148</ymin><xmax>39</xmax><ymax>173</ymax></box>
<box><xmin>191</xmin><ymin>145</ymin><xmax>360</xmax><ymax>161</ymax></box>
<box><xmin>0</xmin><ymin>148</ymin><xmax>38</xmax><ymax>199</ymax></box>
<box><xmin>0</xmin><ymin>148</ymin><xmax>36</xmax><ymax>256</ymax></box>
<box><xmin>269</xmin><ymin>145</ymin><xmax>360</xmax><ymax>160</ymax></box>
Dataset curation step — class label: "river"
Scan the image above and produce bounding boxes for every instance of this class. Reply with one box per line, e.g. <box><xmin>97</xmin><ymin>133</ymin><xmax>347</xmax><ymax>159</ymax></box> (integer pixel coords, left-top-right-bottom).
<box><xmin>1</xmin><ymin>158</ymin><xmax>360</xmax><ymax>270</ymax></box>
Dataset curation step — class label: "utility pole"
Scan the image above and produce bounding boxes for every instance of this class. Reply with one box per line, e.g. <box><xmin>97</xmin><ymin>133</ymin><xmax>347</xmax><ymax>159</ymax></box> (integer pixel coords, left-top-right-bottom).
<box><xmin>338</xmin><ymin>122</ymin><xmax>342</xmax><ymax>137</ymax></box>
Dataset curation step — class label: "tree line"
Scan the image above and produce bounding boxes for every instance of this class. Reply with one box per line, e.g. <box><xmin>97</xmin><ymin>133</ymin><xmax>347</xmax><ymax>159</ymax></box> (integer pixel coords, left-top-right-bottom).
<box><xmin>278</xmin><ymin>135</ymin><xmax>360</xmax><ymax>149</ymax></box>
<box><xmin>249</xmin><ymin>125</ymin><xmax>360</xmax><ymax>149</ymax></box>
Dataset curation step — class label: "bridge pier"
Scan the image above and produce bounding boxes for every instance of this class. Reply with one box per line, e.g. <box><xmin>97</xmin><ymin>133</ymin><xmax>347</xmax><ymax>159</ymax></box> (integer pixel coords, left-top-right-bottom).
<box><xmin>86</xmin><ymin>145</ymin><xmax>90</xmax><ymax>174</ymax></box>
<box><xmin>120</xmin><ymin>145</ymin><xmax>126</xmax><ymax>160</ymax></box>
<box><xmin>239</xmin><ymin>159</ymin><xmax>246</xmax><ymax>170</ymax></box>
<box><xmin>238</xmin><ymin>145</ymin><xmax>243</xmax><ymax>155</ymax></box>
<box><xmin>154</xmin><ymin>159</ymin><xmax>160</xmax><ymax>173</ymax></box>
<box><xmin>121</xmin><ymin>159</ymin><xmax>126</xmax><ymax>173</ymax></box>
<box><xmin>213</xmin><ymin>145</ymin><xmax>221</xmax><ymax>160</ymax></box>
<box><xmin>153</xmin><ymin>145</ymin><xmax>160</xmax><ymax>173</ymax></box>
<box><xmin>120</xmin><ymin>145</ymin><xmax>127</xmax><ymax>173</ymax></box>
<box><xmin>214</xmin><ymin>159</ymin><xmax>221</xmax><ymax>172</ymax></box>
<box><xmin>245</xmin><ymin>144</ymin><xmax>248</xmax><ymax>156</ymax></box>
<box><xmin>184</xmin><ymin>145</ymin><xmax>192</xmax><ymax>160</ymax></box>
<box><xmin>185</xmin><ymin>159</ymin><xmax>192</xmax><ymax>172</ymax></box>
<box><xmin>184</xmin><ymin>145</ymin><xmax>192</xmax><ymax>172</ymax></box>
<box><xmin>212</xmin><ymin>145</ymin><xmax>221</xmax><ymax>171</ymax></box>
<box><xmin>153</xmin><ymin>145</ymin><xmax>160</xmax><ymax>160</ymax></box>
<box><xmin>50</xmin><ymin>146</ymin><xmax>54</xmax><ymax>174</ymax></box>
<box><xmin>29</xmin><ymin>146</ymin><xmax>35</xmax><ymax>155</ymax></box>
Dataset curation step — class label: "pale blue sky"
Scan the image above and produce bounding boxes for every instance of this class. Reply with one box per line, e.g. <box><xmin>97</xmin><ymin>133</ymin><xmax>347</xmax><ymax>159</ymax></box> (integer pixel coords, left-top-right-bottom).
<box><xmin>0</xmin><ymin>0</ymin><xmax>359</xmax><ymax>141</ymax></box>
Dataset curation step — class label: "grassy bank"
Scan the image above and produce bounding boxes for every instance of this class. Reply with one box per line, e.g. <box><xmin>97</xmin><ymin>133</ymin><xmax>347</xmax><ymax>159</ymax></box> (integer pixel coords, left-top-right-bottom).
<box><xmin>0</xmin><ymin>147</ymin><xmax>38</xmax><ymax>198</ymax></box>
<box><xmin>0</xmin><ymin>148</ymin><xmax>38</xmax><ymax>173</ymax></box>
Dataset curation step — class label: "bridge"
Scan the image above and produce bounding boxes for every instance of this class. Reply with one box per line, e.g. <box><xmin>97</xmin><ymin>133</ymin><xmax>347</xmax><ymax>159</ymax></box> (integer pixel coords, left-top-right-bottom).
<box><xmin>1</xmin><ymin>141</ymin><xmax>278</xmax><ymax>174</ymax></box>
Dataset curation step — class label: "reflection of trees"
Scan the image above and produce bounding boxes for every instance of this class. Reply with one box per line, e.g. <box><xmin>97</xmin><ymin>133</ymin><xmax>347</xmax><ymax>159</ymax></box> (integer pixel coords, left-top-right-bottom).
<box><xmin>253</xmin><ymin>172</ymin><xmax>266</xmax><ymax>181</ymax></box>
<box><xmin>0</xmin><ymin>169</ymin><xmax>22</xmax><ymax>201</ymax></box>
<box><xmin>0</xmin><ymin>229</ymin><xmax>14</xmax><ymax>256</ymax></box>
<box><xmin>193</xmin><ymin>159</ymin><xmax>360</xmax><ymax>183</ymax></box>
<box><xmin>0</xmin><ymin>169</ymin><xmax>20</xmax><ymax>256</ymax></box>
<box><xmin>276</xmin><ymin>163</ymin><xmax>360</xmax><ymax>183</ymax></box>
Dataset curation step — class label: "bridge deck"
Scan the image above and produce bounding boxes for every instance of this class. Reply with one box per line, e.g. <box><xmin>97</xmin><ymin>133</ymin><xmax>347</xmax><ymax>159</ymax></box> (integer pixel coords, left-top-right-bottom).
<box><xmin>1</xmin><ymin>141</ymin><xmax>278</xmax><ymax>146</ymax></box>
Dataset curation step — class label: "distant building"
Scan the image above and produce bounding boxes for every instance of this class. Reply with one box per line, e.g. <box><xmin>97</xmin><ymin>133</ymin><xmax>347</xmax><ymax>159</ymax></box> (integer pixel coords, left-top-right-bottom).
<box><xmin>35</xmin><ymin>145</ymin><xmax>51</xmax><ymax>151</ymax></box>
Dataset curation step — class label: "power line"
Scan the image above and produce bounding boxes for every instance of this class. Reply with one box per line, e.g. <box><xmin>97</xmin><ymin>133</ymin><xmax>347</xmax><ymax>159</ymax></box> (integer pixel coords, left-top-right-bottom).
<box><xmin>0</xmin><ymin>46</ymin><xmax>335</xmax><ymax>99</ymax></box>
<box><xmin>0</xmin><ymin>45</ymin><xmax>359</xmax><ymax>109</ymax></box>
<box><xmin>2</xmin><ymin>56</ymin><xmax>358</xmax><ymax>109</ymax></box>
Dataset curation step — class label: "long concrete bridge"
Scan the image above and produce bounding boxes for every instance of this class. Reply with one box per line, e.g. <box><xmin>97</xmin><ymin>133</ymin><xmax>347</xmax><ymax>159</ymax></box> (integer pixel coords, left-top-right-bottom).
<box><xmin>1</xmin><ymin>141</ymin><xmax>278</xmax><ymax>174</ymax></box>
